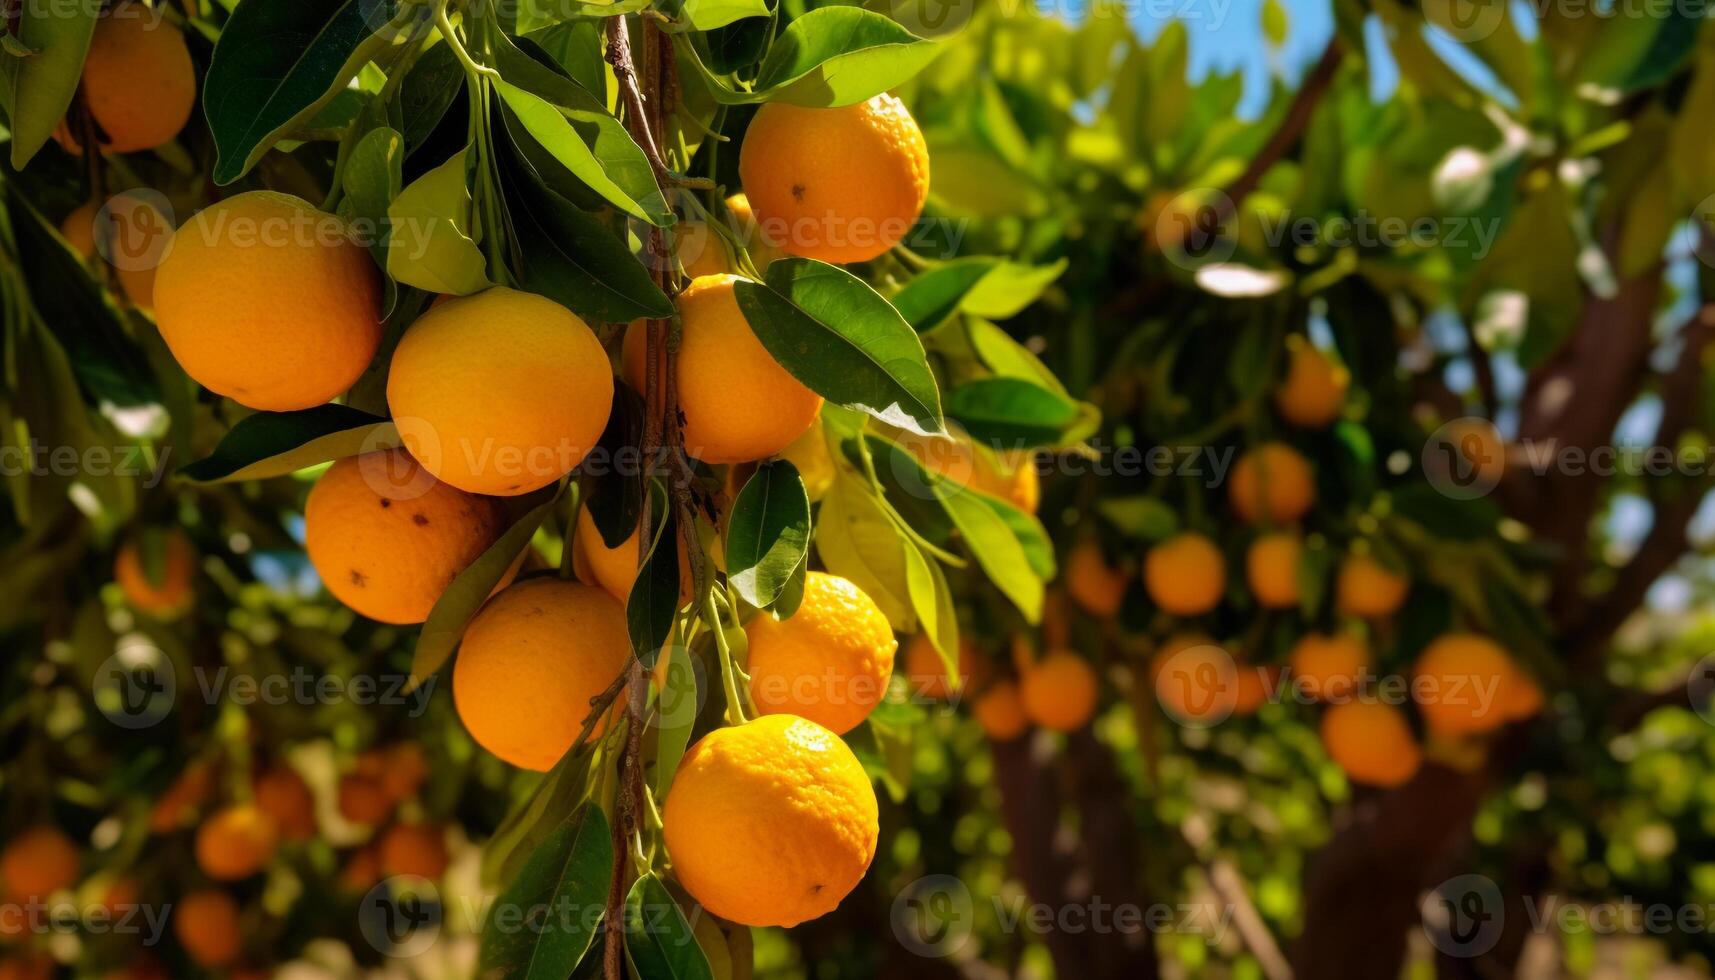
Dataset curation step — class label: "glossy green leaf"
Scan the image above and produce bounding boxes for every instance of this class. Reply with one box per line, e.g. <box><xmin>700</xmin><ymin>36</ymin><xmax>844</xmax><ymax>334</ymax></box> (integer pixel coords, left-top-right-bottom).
<box><xmin>727</xmin><ymin>461</ymin><xmax>811</xmax><ymax>609</ymax></box>
<box><xmin>386</xmin><ymin>148</ymin><xmax>491</xmax><ymax>295</ymax></box>
<box><xmin>4</xmin><ymin>0</ymin><xmax>99</xmax><ymax>168</ymax></box>
<box><xmin>815</xmin><ymin>477</ymin><xmax>914</xmax><ymax>630</ymax></box>
<box><xmin>945</xmin><ymin>378</ymin><xmax>1083</xmax><ymax>448</ymax></box>
<box><xmin>624</xmin><ymin>874</ymin><xmax>714</xmax><ymax>980</ymax></box>
<box><xmin>627</xmin><ymin>489</ymin><xmax>679</xmax><ymax>667</ymax></box>
<box><xmin>752</xmin><ymin>7</ymin><xmax>939</xmax><ymax>107</ymax></box>
<box><xmin>681</xmin><ymin>0</ymin><xmax>770</xmax><ymax>31</ymax></box>
<box><xmin>179</xmin><ymin>406</ymin><xmax>396</xmax><ymax>483</ymax></box>
<box><xmin>890</xmin><ymin>259</ymin><xmax>996</xmax><ymax>331</ymax></box>
<box><xmin>479</xmin><ymin>806</ymin><xmax>614</xmax><ymax>980</ymax></box>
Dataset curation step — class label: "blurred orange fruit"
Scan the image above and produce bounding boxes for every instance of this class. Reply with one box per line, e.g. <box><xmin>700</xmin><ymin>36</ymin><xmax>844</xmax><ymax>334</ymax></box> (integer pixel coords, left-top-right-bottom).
<box><xmin>1064</xmin><ymin>539</ymin><xmax>1127</xmax><ymax>617</ymax></box>
<box><xmin>1320</xmin><ymin>700</ymin><xmax>1422</xmax><ymax>787</ymax></box>
<box><xmin>1246</xmin><ymin>531</ymin><xmax>1302</xmax><ymax>609</ymax></box>
<box><xmin>1412</xmin><ymin>633</ymin><xmax>1517</xmax><ymax>737</ymax></box>
<box><xmin>378</xmin><ymin>823</ymin><xmax>449</xmax><ymax>881</ymax></box>
<box><xmin>1019</xmin><ymin>651</ymin><xmax>1099</xmax><ymax>732</ymax></box>
<box><xmin>902</xmin><ymin>634</ymin><xmax>984</xmax><ymax>700</ymax></box>
<box><xmin>1288</xmin><ymin>632</ymin><xmax>1371</xmax><ymax>702</ymax></box>
<box><xmin>194</xmin><ymin>804</ymin><xmax>278</xmax><ymax>881</ymax></box>
<box><xmin>253</xmin><ymin>766</ymin><xmax>316</xmax><ymax>842</ymax></box>
<box><xmin>1144</xmin><ymin>532</ymin><xmax>1226</xmax><ymax>616</ymax></box>
<box><xmin>973</xmin><ymin>681</ymin><xmax>1031</xmax><ymax>741</ymax></box>
<box><xmin>58</xmin><ymin>9</ymin><xmax>194</xmax><ymax>153</ymax></box>
<box><xmin>114</xmin><ymin>529</ymin><xmax>195</xmax><ymax>617</ymax></box>
<box><xmin>337</xmin><ymin>775</ymin><xmax>394</xmax><ymax>827</ymax></box>
<box><xmin>174</xmin><ymin>890</ymin><xmax>242</xmax><ymax>968</ymax></box>
<box><xmin>1229</xmin><ymin>442</ymin><xmax>1315</xmax><ymax>526</ymax></box>
<box><xmin>1335</xmin><ymin>553</ymin><xmax>1410</xmax><ymax>618</ymax></box>
<box><xmin>1273</xmin><ymin>338</ymin><xmax>1349</xmax><ymax>428</ymax></box>
<box><xmin>1</xmin><ymin>827</ymin><xmax>79</xmax><ymax>900</ymax></box>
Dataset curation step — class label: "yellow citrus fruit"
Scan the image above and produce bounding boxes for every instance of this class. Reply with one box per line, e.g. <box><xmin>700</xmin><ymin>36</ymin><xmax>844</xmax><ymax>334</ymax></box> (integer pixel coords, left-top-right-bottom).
<box><xmin>1019</xmin><ymin>651</ymin><xmax>1099</xmax><ymax>732</ymax></box>
<box><xmin>380</xmin><ymin>743</ymin><xmax>430</xmax><ymax>802</ymax></box>
<box><xmin>624</xmin><ymin>275</ymin><xmax>821</xmax><ymax>464</ymax></box>
<box><xmin>663</xmin><ymin>715</ymin><xmax>878</xmax><ymax>927</ymax></box>
<box><xmin>1</xmin><ymin>827</ymin><xmax>79</xmax><ymax>900</ymax></box>
<box><xmin>155</xmin><ymin>191</ymin><xmax>382</xmax><ymax>411</ymax></box>
<box><xmin>1150</xmin><ymin>637</ymin><xmax>1239</xmax><ymax>724</ymax></box>
<box><xmin>1065</xmin><ymin>539</ymin><xmax>1127</xmax><ymax>617</ymax></box>
<box><xmin>1335</xmin><ymin>553</ymin><xmax>1410</xmax><ymax>618</ymax></box>
<box><xmin>336</xmin><ymin>774</ymin><xmax>393</xmax><ymax>827</ymax></box>
<box><xmin>60</xmin><ymin>195</ymin><xmax>169</xmax><ymax>308</ymax></box>
<box><xmin>114</xmin><ymin>529</ymin><xmax>195</xmax><ymax>617</ymax></box>
<box><xmin>253</xmin><ymin>766</ymin><xmax>316</xmax><ymax>842</ymax></box>
<box><xmin>1144</xmin><ymin>532</ymin><xmax>1226</xmax><ymax>616</ymax></box>
<box><xmin>778</xmin><ymin>416</ymin><xmax>836</xmax><ymax>501</ymax></box>
<box><xmin>675</xmin><ymin>220</ymin><xmax>731</xmax><ymax>280</ymax></box>
<box><xmin>738</xmin><ymin>95</ymin><xmax>929</xmax><ymax>264</ymax></box>
<box><xmin>1288</xmin><ymin>632</ymin><xmax>1371</xmax><ymax>701</ymax></box>
<box><xmin>1413</xmin><ymin>633</ymin><xmax>1517</xmax><ymax>737</ymax></box>
<box><xmin>304</xmin><ymin>449</ymin><xmax>515</xmax><ymax>624</ymax></box>
<box><xmin>1273</xmin><ymin>338</ymin><xmax>1349</xmax><ymax>428</ymax></box>
<box><xmin>902</xmin><ymin>634</ymin><xmax>985</xmax><ymax>700</ymax></box>
<box><xmin>195</xmin><ymin>805</ymin><xmax>278</xmax><ymax>882</ymax></box>
<box><xmin>571</xmin><ymin>506</ymin><xmax>706</xmax><ymax>605</ymax></box>
<box><xmin>1320</xmin><ymin>700</ymin><xmax>1422</xmax><ymax>787</ymax></box>
<box><xmin>61</xmin><ymin>10</ymin><xmax>195</xmax><ymax>154</ymax></box>
<box><xmin>454</xmin><ymin>578</ymin><xmax>630</xmax><ymax>771</ymax></box>
<box><xmin>972</xmin><ymin>681</ymin><xmax>1030</xmax><ymax>741</ymax></box>
<box><xmin>1228</xmin><ymin>442</ymin><xmax>1315</xmax><ymax>526</ymax></box>
<box><xmin>389</xmin><ymin>287</ymin><xmax>612</xmax><ymax>495</ymax></box>
<box><xmin>746</xmin><ymin>572</ymin><xmax>897</xmax><ymax>735</ymax></box>
<box><xmin>149</xmin><ymin>760</ymin><xmax>215</xmax><ymax>834</ymax></box>
<box><xmin>378</xmin><ymin>823</ymin><xmax>449</xmax><ymax>880</ymax></box>
<box><xmin>725</xmin><ymin>192</ymin><xmax>788</xmax><ymax>270</ymax></box>
<box><xmin>1246</xmin><ymin>532</ymin><xmax>1302</xmax><ymax>609</ymax></box>
<box><xmin>174</xmin><ymin>890</ymin><xmax>242</xmax><ymax>968</ymax></box>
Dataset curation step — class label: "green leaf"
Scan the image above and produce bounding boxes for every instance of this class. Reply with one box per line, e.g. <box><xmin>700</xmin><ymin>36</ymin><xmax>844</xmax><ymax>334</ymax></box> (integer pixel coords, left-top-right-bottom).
<box><xmin>681</xmin><ymin>0</ymin><xmax>770</xmax><ymax>31</ymax></box>
<box><xmin>976</xmin><ymin>492</ymin><xmax>1055</xmax><ymax>582</ymax></box>
<box><xmin>902</xmin><ymin>540</ymin><xmax>958</xmax><ymax>669</ymax></box>
<box><xmin>944</xmin><ymin>378</ymin><xmax>1082</xmax><ymax>448</ymax></box>
<box><xmin>627</xmin><ymin>489</ymin><xmax>679</xmax><ymax>667</ymax></box>
<box><xmin>942</xmin><ymin>486</ymin><xmax>1043</xmax><ymax>622</ymax></box>
<box><xmin>206</xmin><ymin>0</ymin><xmax>411</xmax><ymax>184</ymax></box>
<box><xmin>890</xmin><ymin>259</ymin><xmax>995</xmax><ymax>331</ymax></box>
<box><xmin>479</xmin><ymin>806</ymin><xmax>614</xmax><ymax>980</ymax></box>
<box><xmin>397</xmin><ymin>40</ymin><xmax>465</xmax><ymax>156</ymax></box>
<box><xmin>652</xmin><ymin>642</ymin><xmax>696</xmax><ymax>800</ymax></box>
<box><xmin>482</xmin><ymin>751</ymin><xmax>593</xmax><ymax>888</ymax></box>
<box><xmin>179</xmin><ymin>406</ymin><xmax>396</xmax><ymax>483</ymax></box>
<box><xmin>752</xmin><ymin>7</ymin><xmax>939</xmax><ymax>107</ymax></box>
<box><xmin>386</xmin><ymin>148</ymin><xmax>491</xmax><ymax>295</ymax></box>
<box><xmin>624</xmin><ymin>874</ymin><xmax>714</xmax><ymax>980</ymax></box>
<box><xmin>410</xmin><ymin>491</ymin><xmax>556</xmax><ymax>686</ymax></box>
<box><xmin>4</xmin><ymin>0</ymin><xmax>99</xmax><ymax>168</ymax></box>
<box><xmin>965</xmin><ymin>319</ymin><xmax>1067</xmax><ymax>396</ymax></box>
<box><xmin>1096</xmin><ymin>496</ymin><xmax>1178</xmax><ymax>540</ymax></box>
<box><xmin>727</xmin><ymin>461</ymin><xmax>811</xmax><ymax>609</ymax></box>
<box><xmin>814</xmin><ymin>477</ymin><xmax>914</xmax><ymax>630</ymax></box>
<box><xmin>342</xmin><ymin>127</ymin><xmax>405</xmax><ymax>268</ymax></box>
<box><xmin>734</xmin><ymin>259</ymin><xmax>943</xmax><ymax>435</ymax></box>
<box><xmin>958</xmin><ymin>259</ymin><xmax>1067</xmax><ymax>319</ymax></box>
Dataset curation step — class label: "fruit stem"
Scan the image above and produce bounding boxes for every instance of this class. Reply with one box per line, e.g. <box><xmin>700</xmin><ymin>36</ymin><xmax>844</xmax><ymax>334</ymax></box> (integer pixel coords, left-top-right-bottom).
<box><xmin>704</xmin><ymin>592</ymin><xmax>749</xmax><ymax>726</ymax></box>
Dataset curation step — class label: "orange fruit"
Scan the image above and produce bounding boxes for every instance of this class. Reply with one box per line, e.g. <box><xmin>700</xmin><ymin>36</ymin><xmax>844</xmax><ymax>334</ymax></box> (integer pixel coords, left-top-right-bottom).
<box><xmin>149</xmin><ymin>760</ymin><xmax>216</xmax><ymax>833</ymax></box>
<box><xmin>1232</xmin><ymin>663</ymin><xmax>1277</xmax><ymax>716</ymax></box>
<box><xmin>1335</xmin><ymin>553</ymin><xmax>1410</xmax><ymax>618</ymax></box>
<box><xmin>738</xmin><ymin>95</ymin><xmax>929</xmax><ymax>264</ymax></box>
<box><xmin>378</xmin><ymin>823</ymin><xmax>449</xmax><ymax>880</ymax></box>
<box><xmin>1501</xmin><ymin>672</ymin><xmax>1544</xmax><ymax>721</ymax></box>
<box><xmin>1019</xmin><ymin>651</ymin><xmax>1099</xmax><ymax>732</ymax></box>
<box><xmin>454</xmin><ymin>578</ymin><xmax>631</xmax><ymax>771</ymax></box>
<box><xmin>902</xmin><ymin>634</ymin><xmax>984</xmax><ymax>700</ymax></box>
<box><xmin>173</xmin><ymin>890</ymin><xmax>242</xmax><ymax>968</ymax></box>
<box><xmin>1288</xmin><ymin>632</ymin><xmax>1371</xmax><ymax>701</ymax></box>
<box><xmin>746</xmin><ymin>572</ymin><xmax>897</xmax><ymax>735</ymax></box>
<box><xmin>1064</xmin><ymin>539</ymin><xmax>1127</xmax><ymax>617</ymax></box>
<box><xmin>663</xmin><ymin>715</ymin><xmax>878</xmax><ymax>927</ymax></box>
<box><xmin>388</xmin><ymin>287</ymin><xmax>612</xmax><ymax>495</ymax></box>
<box><xmin>304</xmin><ymin>449</ymin><xmax>515</xmax><ymax>624</ymax></box>
<box><xmin>972</xmin><ymin>681</ymin><xmax>1030</xmax><ymax>741</ymax></box>
<box><xmin>1143</xmin><ymin>532</ymin><xmax>1226</xmax><ymax>616</ymax></box>
<box><xmin>1273</xmin><ymin>338</ymin><xmax>1349</xmax><ymax>428</ymax></box>
<box><xmin>253</xmin><ymin>766</ymin><xmax>316</xmax><ymax>842</ymax></box>
<box><xmin>777</xmin><ymin>416</ymin><xmax>836</xmax><ymax>502</ymax></box>
<box><xmin>1</xmin><ymin>827</ymin><xmax>79</xmax><ymax>900</ymax></box>
<box><xmin>1150</xmin><ymin>638</ymin><xmax>1240</xmax><ymax>725</ymax></box>
<box><xmin>194</xmin><ymin>804</ymin><xmax>278</xmax><ymax>881</ymax></box>
<box><xmin>1228</xmin><ymin>442</ymin><xmax>1315</xmax><ymax>526</ymax></box>
<box><xmin>59</xmin><ymin>194</ymin><xmax>169</xmax><ymax>308</ymax></box>
<box><xmin>1413</xmin><ymin>633</ymin><xmax>1517</xmax><ymax>737</ymax></box>
<box><xmin>724</xmin><ymin>192</ymin><xmax>788</xmax><ymax>271</ymax></box>
<box><xmin>380</xmin><ymin>743</ymin><xmax>430</xmax><ymax>802</ymax></box>
<box><xmin>891</xmin><ymin>428</ymin><xmax>1038</xmax><ymax>512</ymax></box>
<box><xmin>623</xmin><ymin>275</ymin><xmax>822</xmax><ymax>464</ymax></box>
<box><xmin>337</xmin><ymin>775</ymin><xmax>394</xmax><ymax>827</ymax></box>
<box><xmin>1320</xmin><ymin>700</ymin><xmax>1422</xmax><ymax>787</ymax></box>
<box><xmin>114</xmin><ymin>529</ymin><xmax>195</xmax><ymax>617</ymax></box>
<box><xmin>1246</xmin><ymin>532</ymin><xmax>1302</xmax><ymax>609</ymax></box>
<box><xmin>60</xmin><ymin>9</ymin><xmax>194</xmax><ymax>153</ymax></box>
<box><xmin>155</xmin><ymin>191</ymin><xmax>382</xmax><ymax>411</ymax></box>
<box><xmin>572</xmin><ymin>506</ymin><xmax>707</xmax><ymax>605</ymax></box>
<box><xmin>338</xmin><ymin>846</ymin><xmax>382</xmax><ymax>893</ymax></box>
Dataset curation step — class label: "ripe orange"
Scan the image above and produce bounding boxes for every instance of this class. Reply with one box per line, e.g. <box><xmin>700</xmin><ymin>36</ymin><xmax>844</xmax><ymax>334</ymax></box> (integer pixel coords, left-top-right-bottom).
<box><xmin>724</xmin><ymin>193</ymin><xmax>788</xmax><ymax>271</ymax></box>
<box><xmin>746</xmin><ymin>572</ymin><xmax>897</xmax><ymax>735</ymax></box>
<box><xmin>1150</xmin><ymin>637</ymin><xmax>1239</xmax><ymax>725</ymax></box>
<box><xmin>388</xmin><ymin>287</ymin><xmax>612</xmax><ymax>495</ymax></box>
<box><xmin>972</xmin><ymin>681</ymin><xmax>1030</xmax><ymax>741</ymax></box>
<box><xmin>378</xmin><ymin>823</ymin><xmax>449</xmax><ymax>880</ymax></box>
<box><xmin>1</xmin><ymin>827</ymin><xmax>79</xmax><ymax>900</ymax></box>
<box><xmin>155</xmin><ymin>191</ymin><xmax>382</xmax><ymax>411</ymax></box>
<box><xmin>1335</xmin><ymin>553</ymin><xmax>1411</xmax><ymax>618</ymax></box>
<box><xmin>1320</xmin><ymin>700</ymin><xmax>1422</xmax><ymax>788</ymax></box>
<box><xmin>1288</xmin><ymin>632</ymin><xmax>1371</xmax><ymax>701</ymax></box>
<box><xmin>1019</xmin><ymin>651</ymin><xmax>1099</xmax><ymax>732</ymax></box>
<box><xmin>304</xmin><ymin>449</ymin><xmax>515</xmax><ymax>624</ymax></box>
<box><xmin>253</xmin><ymin>766</ymin><xmax>316</xmax><ymax>842</ymax></box>
<box><xmin>739</xmin><ymin>95</ymin><xmax>929</xmax><ymax>264</ymax></box>
<box><xmin>114</xmin><ymin>529</ymin><xmax>195</xmax><ymax>617</ymax></box>
<box><xmin>1273</xmin><ymin>338</ymin><xmax>1350</xmax><ymax>428</ymax></box>
<box><xmin>1246</xmin><ymin>532</ymin><xmax>1302</xmax><ymax>609</ymax></box>
<box><xmin>380</xmin><ymin>743</ymin><xmax>430</xmax><ymax>802</ymax></box>
<box><xmin>902</xmin><ymin>634</ymin><xmax>984</xmax><ymax>699</ymax></box>
<box><xmin>624</xmin><ymin>275</ymin><xmax>822</xmax><ymax>464</ymax></box>
<box><xmin>1232</xmin><ymin>663</ymin><xmax>1277</xmax><ymax>716</ymax></box>
<box><xmin>1228</xmin><ymin>442</ymin><xmax>1315</xmax><ymax>526</ymax></box>
<box><xmin>59</xmin><ymin>9</ymin><xmax>194</xmax><ymax>153</ymax></box>
<box><xmin>60</xmin><ymin>194</ymin><xmax>169</xmax><ymax>308</ymax></box>
<box><xmin>1412</xmin><ymin>633</ymin><xmax>1517</xmax><ymax>737</ymax></box>
<box><xmin>454</xmin><ymin>578</ymin><xmax>631</xmax><ymax>771</ymax></box>
<box><xmin>1144</xmin><ymin>532</ymin><xmax>1226</xmax><ymax>616</ymax></box>
<box><xmin>1064</xmin><ymin>539</ymin><xmax>1127</xmax><ymax>617</ymax></box>
<box><xmin>194</xmin><ymin>804</ymin><xmax>278</xmax><ymax>881</ymax></box>
<box><xmin>174</xmin><ymin>890</ymin><xmax>242</xmax><ymax>968</ymax></box>
<box><xmin>663</xmin><ymin>715</ymin><xmax>878</xmax><ymax>927</ymax></box>
<box><xmin>337</xmin><ymin>774</ymin><xmax>394</xmax><ymax>827</ymax></box>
